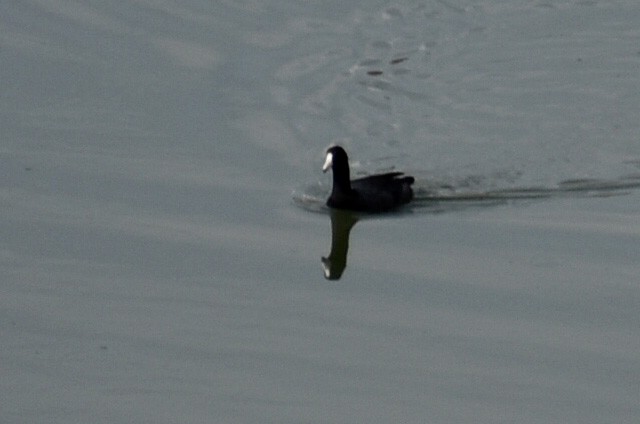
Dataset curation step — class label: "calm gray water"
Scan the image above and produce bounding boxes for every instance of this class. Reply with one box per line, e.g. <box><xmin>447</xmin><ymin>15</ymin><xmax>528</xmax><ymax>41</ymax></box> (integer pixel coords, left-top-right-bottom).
<box><xmin>2</xmin><ymin>1</ymin><xmax>639</xmax><ymax>423</ymax></box>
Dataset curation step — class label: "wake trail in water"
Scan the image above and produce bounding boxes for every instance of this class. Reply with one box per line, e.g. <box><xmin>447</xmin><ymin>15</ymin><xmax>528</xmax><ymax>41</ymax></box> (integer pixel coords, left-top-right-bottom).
<box><xmin>294</xmin><ymin>173</ymin><xmax>640</xmax><ymax>214</ymax></box>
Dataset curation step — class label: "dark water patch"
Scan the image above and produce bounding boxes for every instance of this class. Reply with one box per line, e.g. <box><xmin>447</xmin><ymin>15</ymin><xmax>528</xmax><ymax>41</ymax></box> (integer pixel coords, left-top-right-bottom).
<box><xmin>390</xmin><ymin>57</ymin><xmax>409</xmax><ymax>65</ymax></box>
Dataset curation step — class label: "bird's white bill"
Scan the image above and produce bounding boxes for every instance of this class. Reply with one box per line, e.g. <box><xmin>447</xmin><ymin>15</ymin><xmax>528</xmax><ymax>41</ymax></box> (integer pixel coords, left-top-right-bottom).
<box><xmin>322</xmin><ymin>262</ymin><xmax>331</xmax><ymax>278</ymax></box>
<box><xmin>322</xmin><ymin>152</ymin><xmax>333</xmax><ymax>172</ymax></box>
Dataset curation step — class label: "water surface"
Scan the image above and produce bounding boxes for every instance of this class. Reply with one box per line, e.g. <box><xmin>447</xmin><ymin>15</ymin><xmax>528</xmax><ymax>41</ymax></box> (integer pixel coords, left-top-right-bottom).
<box><xmin>1</xmin><ymin>1</ymin><xmax>639</xmax><ymax>423</ymax></box>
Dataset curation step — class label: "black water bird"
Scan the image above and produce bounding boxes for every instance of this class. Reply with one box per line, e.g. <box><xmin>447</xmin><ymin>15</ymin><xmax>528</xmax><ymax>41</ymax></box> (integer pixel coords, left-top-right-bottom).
<box><xmin>322</xmin><ymin>145</ymin><xmax>414</xmax><ymax>212</ymax></box>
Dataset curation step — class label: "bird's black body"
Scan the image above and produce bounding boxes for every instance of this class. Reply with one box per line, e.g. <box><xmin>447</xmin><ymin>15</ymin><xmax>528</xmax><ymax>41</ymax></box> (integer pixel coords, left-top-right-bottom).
<box><xmin>323</xmin><ymin>146</ymin><xmax>414</xmax><ymax>212</ymax></box>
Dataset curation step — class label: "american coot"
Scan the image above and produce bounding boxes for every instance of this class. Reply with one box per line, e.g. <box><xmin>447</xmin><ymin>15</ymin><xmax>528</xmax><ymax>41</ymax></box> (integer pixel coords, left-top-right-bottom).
<box><xmin>322</xmin><ymin>145</ymin><xmax>415</xmax><ymax>212</ymax></box>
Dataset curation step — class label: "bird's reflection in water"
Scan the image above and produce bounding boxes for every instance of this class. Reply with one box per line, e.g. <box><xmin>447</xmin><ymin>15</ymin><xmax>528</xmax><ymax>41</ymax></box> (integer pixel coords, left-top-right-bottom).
<box><xmin>321</xmin><ymin>210</ymin><xmax>360</xmax><ymax>280</ymax></box>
